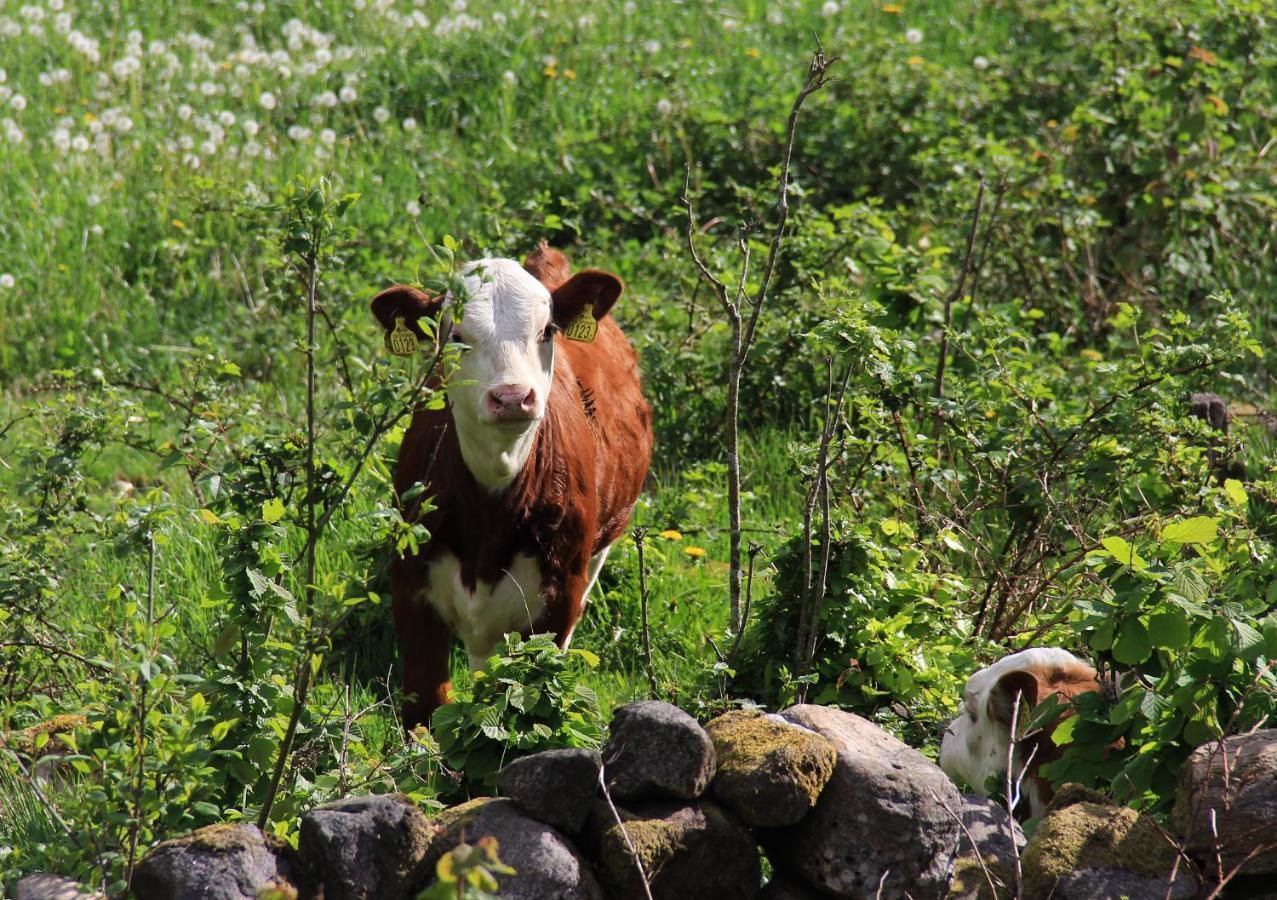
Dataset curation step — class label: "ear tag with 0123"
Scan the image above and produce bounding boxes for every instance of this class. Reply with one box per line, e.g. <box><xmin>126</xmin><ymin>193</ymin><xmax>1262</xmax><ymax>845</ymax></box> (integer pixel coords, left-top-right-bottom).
<box><xmin>564</xmin><ymin>308</ymin><xmax>597</xmax><ymax>343</ymax></box>
<box><xmin>386</xmin><ymin>316</ymin><xmax>420</xmax><ymax>356</ymax></box>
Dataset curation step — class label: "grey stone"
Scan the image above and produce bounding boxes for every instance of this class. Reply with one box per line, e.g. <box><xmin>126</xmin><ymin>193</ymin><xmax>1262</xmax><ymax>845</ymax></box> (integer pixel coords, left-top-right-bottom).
<box><xmin>299</xmin><ymin>793</ymin><xmax>437</xmax><ymax>900</ymax></box>
<box><xmin>602</xmin><ymin>700</ymin><xmax>716</xmax><ymax>802</ymax></box>
<box><xmin>705</xmin><ymin>709</ymin><xmax>837</xmax><ymax>828</ymax></box>
<box><xmin>946</xmin><ymin>796</ymin><xmax>1025</xmax><ymax>899</ymax></box>
<box><xmin>766</xmin><ymin>705</ymin><xmax>962</xmax><ymax>899</ymax></box>
<box><xmin>15</xmin><ymin>875</ymin><xmax>102</xmax><ymax>900</ymax></box>
<box><xmin>589</xmin><ymin>798</ymin><xmax>759</xmax><ymax>900</ymax></box>
<box><xmin>132</xmin><ymin>823</ymin><xmax>300</xmax><ymax>900</ymax></box>
<box><xmin>1051</xmin><ymin>867</ymin><xmax>1197</xmax><ymax>900</ymax></box>
<box><xmin>422</xmin><ymin>798</ymin><xmax>602</xmax><ymax>900</ymax></box>
<box><xmin>497</xmin><ymin>747</ymin><xmax>602</xmax><ymax>833</ymax></box>
<box><xmin>1173</xmin><ymin>729</ymin><xmax>1277</xmax><ymax>877</ymax></box>
<box><xmin>957</xmin><ymin>795</ymin><xmax>1024</xmax><ymax>873</ymax></box>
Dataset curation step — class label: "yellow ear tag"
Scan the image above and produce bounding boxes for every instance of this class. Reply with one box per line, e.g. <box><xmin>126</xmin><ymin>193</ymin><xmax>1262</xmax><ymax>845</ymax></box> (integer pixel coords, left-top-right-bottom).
<box><xmin>564</xmin><ymin>308</ymin><xmax>598</xmax><ymax>343</ymax></box>
<box><xmin>386</xmin><ymin>316</ymin><xmax>420</xmax><ymax>356</ymax></box>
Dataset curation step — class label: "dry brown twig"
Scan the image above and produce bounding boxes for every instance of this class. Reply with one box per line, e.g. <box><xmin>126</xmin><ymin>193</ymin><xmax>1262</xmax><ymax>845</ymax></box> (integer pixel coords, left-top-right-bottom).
<box><xmin>597</xmin><ymin>764</ymin><xmax>655</xmax><ymax>900</ymax></box>
<box><xmin>682</xmin><ymin>43</ymin><xmax>837</xmax><ymax>636</ymax></box>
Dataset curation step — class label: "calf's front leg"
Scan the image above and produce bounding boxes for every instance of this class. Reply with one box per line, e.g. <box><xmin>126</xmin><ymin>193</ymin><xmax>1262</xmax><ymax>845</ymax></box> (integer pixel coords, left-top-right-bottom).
<box><xmin>392</xmin><ymin>581</ymin><xmax>453</xmax><ymax>731</ymax></box>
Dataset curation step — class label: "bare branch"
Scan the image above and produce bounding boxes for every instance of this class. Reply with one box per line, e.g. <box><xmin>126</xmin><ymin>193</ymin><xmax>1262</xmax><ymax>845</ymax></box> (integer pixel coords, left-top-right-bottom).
<box><xmin>598</xmin><ymin>764</ymin><xmax>655</xmax><ymax>900</ymax></box>
<box><xmin>741</xmin><ymin>42</ymin><xmax>838</xmax><ymax>364</ymax></box>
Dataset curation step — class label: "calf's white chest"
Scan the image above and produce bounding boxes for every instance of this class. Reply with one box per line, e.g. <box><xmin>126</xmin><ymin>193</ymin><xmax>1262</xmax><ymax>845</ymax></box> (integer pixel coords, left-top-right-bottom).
<box><xmin>421</xmin><ymin>553</ymin><xmax>546</xmax><ymax>669</ymax></box>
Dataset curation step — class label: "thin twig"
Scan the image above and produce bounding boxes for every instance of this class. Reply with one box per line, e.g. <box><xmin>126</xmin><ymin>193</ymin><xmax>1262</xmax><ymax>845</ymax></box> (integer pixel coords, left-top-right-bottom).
<box><xmin>681</xmin><ymin>45</ymin><xmax>836</xmax><ymax>636</ymax></box>
<box><xmin>598</xmin><ymin>764</ymin><xmax>655</xmax><ymax>900</ymax></box>
<box><xmin>1004</xmin><ymin>689</ymin><xmax>1026</xmax><ymax>899</ymax></box>
<box><xmin>934</xmin><ymin>791</ymin><xmax>1003</xmax><ymax>900</ymax></box>
<box><xmin>633</xmin><ymin>527</ymin><xmax>658</xmax><ymax>699</ymax></box>
<box><xmin>933</xmin><ymin>176</ymin><xmax>985</xmax><ymax>414</ymax></box>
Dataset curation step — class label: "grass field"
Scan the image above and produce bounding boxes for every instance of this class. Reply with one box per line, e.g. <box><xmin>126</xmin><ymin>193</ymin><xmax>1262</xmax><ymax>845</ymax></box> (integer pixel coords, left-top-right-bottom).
<box><xmin>2</xmin><ymin>0</ymin><xmax>1275</xmax><ymax>893</ymax></box>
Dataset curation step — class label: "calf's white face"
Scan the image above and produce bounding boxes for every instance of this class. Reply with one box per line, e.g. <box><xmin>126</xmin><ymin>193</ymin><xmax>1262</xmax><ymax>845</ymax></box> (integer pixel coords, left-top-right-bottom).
<box><xmin>370</xmin><ymin>250</ymin><xmax>624</xmax><ymax>494</ymax></box>
<box><xmin>939</xmin><ymin>647</ymin><xmax>1093</xmax><ymax>801</ymax></box>
<box><xmin>446</xmin><ymin>259</ymin><xmax>556</xmax><ymax>490</ymax></box>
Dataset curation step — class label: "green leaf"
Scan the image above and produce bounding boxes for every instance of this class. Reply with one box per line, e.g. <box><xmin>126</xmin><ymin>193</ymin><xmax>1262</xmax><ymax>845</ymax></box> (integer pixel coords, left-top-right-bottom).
<box><xmin>212</xmin><ymin>622</ymin><xmax>240</xmax><ymax>656</ymax></box>
<box><xmin>1100</xmin><ymin>536</ymin><xmax>1145</xmax><ymax>569</ymax></box>
<box><xmin>261</xmin><ymin>497</ymin><xmax>286</xmax><ymax>524</ymax></box>
<box><xmin>1223</xmin><ymin>479</ymin><xmax>1247</xmax><ymax>508</ymax></box>
<box><xmin>1161</xmin><ymin>516</ymin><xmax>1218</xmax><ymax>545</ymax></box>
<box><xmin>1112</xmin><ymin>619</ymin><xmax>1152</xmax><ymax>665</ymax></box>
<box><xmin>568</xmin><ymin>648</ymin><xmax>600</xmax><ymax>668</ymax></box>
<box><xmin>1147</xmin><ymin>607</ymin><xmax>1190</xmax><ymax>650</ymax></box>
<box><xmin>1169</xmin><ymin>567</ymin><xmax>1210</xmax><ymax>605</ymax></box>
<box><xmin>1051</xmin><ymin>715</ymin><xmax>1078</xmax><ymax>746</ymax></box>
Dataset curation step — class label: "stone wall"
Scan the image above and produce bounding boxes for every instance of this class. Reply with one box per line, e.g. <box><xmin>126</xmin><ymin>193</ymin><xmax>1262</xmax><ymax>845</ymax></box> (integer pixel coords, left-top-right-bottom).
<box><xmin>21</xmin><ymin>704</ymin><xmax>1277</xmax><ymax>899</ymax></box>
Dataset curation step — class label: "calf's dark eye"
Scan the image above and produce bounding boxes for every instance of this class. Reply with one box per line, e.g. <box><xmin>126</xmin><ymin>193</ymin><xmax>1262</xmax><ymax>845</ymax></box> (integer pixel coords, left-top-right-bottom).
<box><xmin>539</xmin><ymin>323</ymin><xmax>558</xmax><ymax>343</ymax></box>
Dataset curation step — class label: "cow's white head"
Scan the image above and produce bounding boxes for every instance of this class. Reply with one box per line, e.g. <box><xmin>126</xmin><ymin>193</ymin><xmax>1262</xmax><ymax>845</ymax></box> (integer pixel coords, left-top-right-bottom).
<box><xmin>939</xmin><ymin>647</ymin><xmax>1098</xmax><ymax>818</ymax></box>
<box><xmin>371</xmin><ymin>249</ymin><xmax>623</xmax><ymax>492</ymax></box>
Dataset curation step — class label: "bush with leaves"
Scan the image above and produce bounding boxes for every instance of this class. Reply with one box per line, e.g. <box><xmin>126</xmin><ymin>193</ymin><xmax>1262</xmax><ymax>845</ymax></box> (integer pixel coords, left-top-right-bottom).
<box><xmin>430</xmin><ymin>634</ymin><xmax>603</xmax><ymax>800</ymax></box>
<box><xmin>1042</xmin><ymin>483</ymin><xmax>1277</xmax><ymax>810</ymax></box>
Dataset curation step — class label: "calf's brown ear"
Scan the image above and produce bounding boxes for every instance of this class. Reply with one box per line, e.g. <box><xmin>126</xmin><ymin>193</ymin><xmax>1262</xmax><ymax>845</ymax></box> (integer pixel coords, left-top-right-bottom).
<box><xmin>551</xmin><ymin>269</ymin><xmax>624</xmax><ymax>329</ymax></box>
<box><xmin>370</xmin><ymin>284</ymin><xmax>443</xmax><ymax>339</ymax></box>
<box><xmin>988</xmin><ymin>669</ymin><xmax>1043</xmax><ymax>729</ymax></box>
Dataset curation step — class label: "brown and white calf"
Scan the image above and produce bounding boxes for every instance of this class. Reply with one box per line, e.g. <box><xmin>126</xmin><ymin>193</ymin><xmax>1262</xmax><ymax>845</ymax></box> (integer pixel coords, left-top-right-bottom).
<box><xmin>370</xmin><ymin>244</ymin><xmax>653</xmax><ymax>729</ymax></box>
<box><xmin>939</xmin><ymin>648</ymin><xmax>1101</xmax><ymax>819</ymax></box>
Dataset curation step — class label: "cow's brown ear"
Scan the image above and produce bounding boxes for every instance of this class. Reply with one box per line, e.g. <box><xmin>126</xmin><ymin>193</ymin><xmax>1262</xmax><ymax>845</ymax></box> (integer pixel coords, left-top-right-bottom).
<box><xmin>988</xmin><ymin>669</ymin><xmax>1042</xmax><ymax>729</ymax></box>
<box><xmin>370</xmin><ymin>284</ymin><xmax>443</xmax><ymax>339</ymax></box>
<box><xmin>551</xmin><ymin>269</ymin><xmax>623</xmax><ymax>329</ymax></box>
<box><xmin>524</xmin><ymin>240</ymin><xmax>572</xmax><ymax>292</ymax></box>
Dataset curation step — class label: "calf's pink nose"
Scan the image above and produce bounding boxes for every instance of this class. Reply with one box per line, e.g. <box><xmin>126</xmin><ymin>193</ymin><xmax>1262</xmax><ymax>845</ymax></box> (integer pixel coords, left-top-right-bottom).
<box><xmin>485</xmin><ymin>384</ymin><xmax>537</xmax><ymax>420</ymax></box>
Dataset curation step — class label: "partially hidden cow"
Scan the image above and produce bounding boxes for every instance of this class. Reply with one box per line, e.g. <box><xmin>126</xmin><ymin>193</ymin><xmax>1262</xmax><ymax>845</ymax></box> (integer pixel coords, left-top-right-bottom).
<box><xmin>370</xmin><ymin>243</ymin><xmax>653</xmax><ymax>729</ymax></box>
<box><xmin>939</xmin><ymin>648</ymin><xmax>1101</xmax><ymax>819</ymax></box>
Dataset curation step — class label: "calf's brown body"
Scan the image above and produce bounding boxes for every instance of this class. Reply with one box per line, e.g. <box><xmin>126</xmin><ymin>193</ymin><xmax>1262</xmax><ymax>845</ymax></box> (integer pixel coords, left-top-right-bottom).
<box><xmin>382</xmin><ymin>245</ymin><xmax>652</xmax><ymax>729</ymax></box>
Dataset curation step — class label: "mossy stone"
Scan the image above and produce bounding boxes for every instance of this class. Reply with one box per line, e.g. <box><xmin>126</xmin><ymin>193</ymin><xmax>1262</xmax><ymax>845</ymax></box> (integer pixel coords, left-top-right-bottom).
<box><xmin>1021</xmin><ymin>802</ymin><xmax>1193</xmax><ymax>899</ymax></box>
<box><xmin>705</xmin><ymin>710</ymin><xmax>836</xmax><ymax>827</ymax></box>
<box><xmin>593</xmin><ymin>799</ymin><xmax>759</xmax><ymax>900</ymax></box>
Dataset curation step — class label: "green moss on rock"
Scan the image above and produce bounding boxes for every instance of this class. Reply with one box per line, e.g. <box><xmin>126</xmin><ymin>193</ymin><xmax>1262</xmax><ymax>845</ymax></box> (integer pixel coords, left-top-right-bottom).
<box><xmin>704</xmin><ymin>710</ymin><xmax>836</xmax><ymax>827</ymax></box>
<box><xmin>948</xmin><ymin>855</ymin><xmax>1013</xmax><ymax>900</ymax></box>
<box><xmin>1045</xmin><ymin>783</ymin><xmax>1111</xmax><ymax>815</ymax></box>
<box><xmin>1022</xmin><ymin>802</ymin><xmax>1179</xmax><ymax>898</ymax></box>
<box><xmin>431</xmin><ymin>797</ymin><xmax>492</xmax><ymax>833</ymax></box>
<box><xmin>166</xmin><ymin>823</ymin><xmax>262</xmax><ymax>854</ymax></box>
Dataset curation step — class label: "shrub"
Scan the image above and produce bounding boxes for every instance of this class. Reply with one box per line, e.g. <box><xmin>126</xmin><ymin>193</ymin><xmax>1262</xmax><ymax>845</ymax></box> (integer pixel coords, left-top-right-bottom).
<box><xmin>430</xmin><ymin>634</ymin><xmax>604</xmax><ymax>799</ymax></box>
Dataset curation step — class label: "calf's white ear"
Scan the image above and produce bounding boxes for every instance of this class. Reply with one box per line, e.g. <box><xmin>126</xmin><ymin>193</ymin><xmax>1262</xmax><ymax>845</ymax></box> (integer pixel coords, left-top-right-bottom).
<box><xmin>551</xmin><ymin>269</ymin><xmax>624</xmax><ymax>329</ymax></box>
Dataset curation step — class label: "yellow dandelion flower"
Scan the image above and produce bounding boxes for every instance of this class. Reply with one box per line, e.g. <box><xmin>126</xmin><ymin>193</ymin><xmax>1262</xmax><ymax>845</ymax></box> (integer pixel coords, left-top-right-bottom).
<box><xmin>564</xmin><ymin>68</ymin><xmax>576</xmax><ymax>81</ymax></box>
<box><xmin>659</xmin><ymin>529</ymin><xmax>683</xmax><ymax>541</ymax></box>
<box><xmin>543</xmin><ymin>64</ymin><xmax>558</xmax><ymax>78</ymax></box>
<box><xmin>1046</xmin><ymin>119</ymin><xmax>1058</xmax><ymax>129</ymax></box>
<box><xmin>171</xmin><ymin>219</ymin><xmax>186</xmax><ymax>229</ymax></box>
<box><xmin>684</xmin><ymin>546</ymin><xmax>707</xmax><ymax>559</ymax></box>
<box><xmin>882</xmin><ymin>3</ymin><xmax>903</xmax><ymax>12</ymax></box>
<box><xmin>679</xmin><ymin>38</ymin><xmax>693</xmax><ymax>49</ymax></box>
<box><xmin>1080</xmin><ymin>348</ymin><xmax>1103</xmax><ymax>362</ymax></box>
<box><xmin>745</xmin><ymin>48</ymin><xmax>761</xmax><ymax>59</ymax></box>
<box><xmin>907</xmin><ymin>55</ymin><xmax>924</xmax><ymax>66</ymax></box>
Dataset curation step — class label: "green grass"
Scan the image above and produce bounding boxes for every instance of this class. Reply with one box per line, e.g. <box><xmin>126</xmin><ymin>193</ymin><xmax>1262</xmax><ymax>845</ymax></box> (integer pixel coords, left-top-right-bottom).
<box><xmin>2</xmin><ymin>0</ymin><xmax>1275</xmax><ymax>891</ymax></box>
